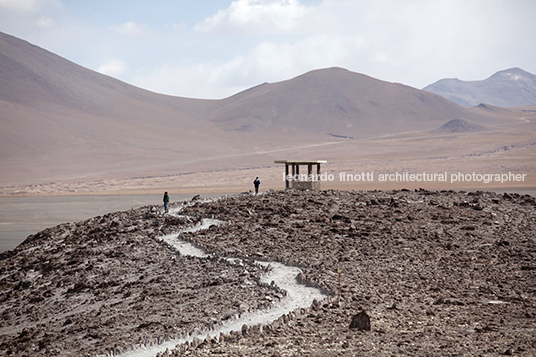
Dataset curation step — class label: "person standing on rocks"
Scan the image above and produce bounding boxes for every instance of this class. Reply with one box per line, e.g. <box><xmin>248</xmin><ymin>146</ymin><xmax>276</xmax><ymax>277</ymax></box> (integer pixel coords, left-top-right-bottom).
<box><xmin>163</xmin><ymin>191</ymin><xmax>170</xmax><ymax>213</ymax></box>
<box><xmin>253</xmin><ymin>177</ymin><xmax>260</xmax><ymax>195</ymax></box>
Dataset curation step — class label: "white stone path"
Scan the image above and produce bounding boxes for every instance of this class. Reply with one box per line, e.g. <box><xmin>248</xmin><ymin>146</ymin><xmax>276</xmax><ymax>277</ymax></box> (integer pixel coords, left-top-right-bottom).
<box><xmin>120</xmin><ymin>215</ymin><xmax>327</xmax><ymax>357</ymax></box>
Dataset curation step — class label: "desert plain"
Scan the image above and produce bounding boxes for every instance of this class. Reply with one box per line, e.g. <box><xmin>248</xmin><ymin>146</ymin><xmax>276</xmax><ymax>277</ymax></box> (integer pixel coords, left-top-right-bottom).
<box><xmin>2</xmin><ymin>103</ymin><xmax>535</xmax><ymax>196</ymax></box>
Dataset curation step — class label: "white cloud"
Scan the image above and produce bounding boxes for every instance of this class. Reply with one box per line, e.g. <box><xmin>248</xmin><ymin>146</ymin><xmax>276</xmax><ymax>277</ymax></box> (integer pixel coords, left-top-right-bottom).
<box><xmin>194</xmin><ymin>0</ymin><xmax>313</xmax><ymax>34</ymax></box>
<box><xmin>97</xmin><ymin>60</ymin><xmax>128</xmax><ymax>77</ymax></box>
<box><xmin>36</xmin><ymin>15</ymin><xmax>57</xmax><ymax>28</ymax></box>
<box><xmin>227</xmin><ymin>35</ymin><xmax>361</xmax><ymax>83</ymax></box>
<box><xmin>4</xmin><ymin>0</ymin><xmax>532</xmax><ymax>100</ymax></box>
<box><xmin>172</xmin><ymin>22</ymin><xmax>186</xmax><ymax>30</ymax></box>
<box><xmin>0</xmin><ymin>0</ymin><xmax>43</xmax><ymax>11</ymax></box>
<box><xmin>131</xmin><ymin>62</ymin><xmax>241</xmax><ymax>99</ymax></box>
<box><xmin>95</xmin><ymin>0</ymin><xmax>536</xmax><ymax>99</ymax></box>
<box><xmin>109</xmin><ymin>21</ymin><xmax>148</xmax><ymax>37</ymax></box>
<box><xmin>128</xmin><ymin>33</ymin><xmax>367</xmax><ymax>99</ymax></box>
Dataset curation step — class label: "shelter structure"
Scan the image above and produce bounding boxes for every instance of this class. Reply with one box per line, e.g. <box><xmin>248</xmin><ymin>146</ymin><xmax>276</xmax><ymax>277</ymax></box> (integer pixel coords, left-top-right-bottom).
<box><xmin>274</xmin><ymin>160</ymin><xmax>327</xmax><ymax>190</ymax></box>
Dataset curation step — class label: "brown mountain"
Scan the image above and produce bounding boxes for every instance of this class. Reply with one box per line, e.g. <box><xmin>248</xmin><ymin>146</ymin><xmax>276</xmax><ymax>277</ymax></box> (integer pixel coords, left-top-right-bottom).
<box><xmin>0</xmin><ymin>31</ymin><xmax>518</xmax><ymax>189</ymax></box>
<box><xmin>213</xmin><ymin>67</ymin><xmax>505</xmax><ymax>139</ymax></box>
<box><xmin>0</xmin><ymin>32</ymin><xmax>227</xmax><ymax>185</ymax></box>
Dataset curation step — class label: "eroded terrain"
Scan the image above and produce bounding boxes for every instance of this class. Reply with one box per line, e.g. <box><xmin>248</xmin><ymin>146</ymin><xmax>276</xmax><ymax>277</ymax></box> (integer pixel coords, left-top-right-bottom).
<box><xmin>177</xmin><ymin>189</ymin><xmax>536</xmax><ymax>356</ymax></box>
<box><xmin>0</xmin><ymin>203</ymin><xmax>282</xmax><ymax>356</ymax></box>
<box><xmin>0</xmin><ymin>189</ymin><xmax>535</xmax><ymax>356</ymax></box>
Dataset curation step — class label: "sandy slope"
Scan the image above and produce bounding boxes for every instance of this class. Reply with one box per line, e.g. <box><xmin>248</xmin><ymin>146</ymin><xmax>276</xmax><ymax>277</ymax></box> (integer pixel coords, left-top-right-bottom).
<box><xmin>1</xmin><ymin>32</ymin><xmax>531</xmax><ymax>193</ymax></box>
<box><xmin>2</xmin><ymin>107</ymin><xmax>534</xmax><ymax>195</ymax></box>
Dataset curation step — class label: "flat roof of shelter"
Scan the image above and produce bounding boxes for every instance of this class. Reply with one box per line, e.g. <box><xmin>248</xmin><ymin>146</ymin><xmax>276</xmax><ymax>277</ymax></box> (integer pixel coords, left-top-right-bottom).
<box><xmin>274</xmin><ymin>160</ymin><xmax>327</xmax><ymax>164</ymax></box>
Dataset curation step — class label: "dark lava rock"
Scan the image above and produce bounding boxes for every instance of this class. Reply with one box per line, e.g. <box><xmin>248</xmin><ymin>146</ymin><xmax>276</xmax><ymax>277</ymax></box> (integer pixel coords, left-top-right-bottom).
<box><xmin>3</xmin><ymin>189</ymin><xmax>536</xmax><ymax>357</ymax></box>
<box><xmin>173</xmin><ymin>189</ymin><xmax>535</xmax><ymax>357</ymax></box>
<box><xmin>349</xmin><ymin>310</ymin><xmax>371</xmax><ymax>331</ymax></box>
<box><xmin>0</xmin><ymin>204</ymin><xmax>282</xmax><ymax>357</ymax></box>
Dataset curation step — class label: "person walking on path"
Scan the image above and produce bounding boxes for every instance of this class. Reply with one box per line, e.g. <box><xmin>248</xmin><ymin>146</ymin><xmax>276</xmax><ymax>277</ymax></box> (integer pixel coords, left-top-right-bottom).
<box><xmin>163</xmin><ymin>191</ymin><xmax>170</xmax><ymax>213</ymax></box>
<box><xmin>253</xmin><ymin>177</ymin><xmax>260</xmax><ymax>195</ymax></box>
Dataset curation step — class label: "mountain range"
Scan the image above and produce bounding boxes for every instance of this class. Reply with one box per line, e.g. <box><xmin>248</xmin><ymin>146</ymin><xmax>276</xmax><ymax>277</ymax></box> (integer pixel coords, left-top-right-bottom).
<box><xmin>0</xmin><ymin>31</ymin><xmax>531</xmax><ymax>192</ymax></box>
<box><xmin>423</xmin><ymin>68</ymin><xmax>536</xmax><ymax>107</ymax></box>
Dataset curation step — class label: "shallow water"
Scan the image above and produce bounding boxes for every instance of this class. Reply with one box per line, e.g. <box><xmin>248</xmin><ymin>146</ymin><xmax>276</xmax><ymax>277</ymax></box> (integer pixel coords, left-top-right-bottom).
<box><xmin>0</xmin><ymin>193</ymin><xmax>229</xmax><ymax>252</ymax></box>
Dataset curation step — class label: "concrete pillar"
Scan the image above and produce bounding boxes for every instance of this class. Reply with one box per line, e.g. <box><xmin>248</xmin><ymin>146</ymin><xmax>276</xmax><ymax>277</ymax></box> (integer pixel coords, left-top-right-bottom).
<box><xmin>285</xmin><ymin>164</ymin><xmax>289</xmax><ymax>189</ymax></box>
<box><xmin>292</xmin><ymin>164</ymin><xmax>296</xmax><ymax>188</ymax></box>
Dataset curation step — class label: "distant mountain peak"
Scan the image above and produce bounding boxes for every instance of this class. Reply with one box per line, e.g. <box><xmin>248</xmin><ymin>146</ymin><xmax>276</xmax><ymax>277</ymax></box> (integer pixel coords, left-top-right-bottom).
<box><xmin>423</xmin><ymin>68</ymin><xmax>536</xmax><ymax>107</ymax></box>
<box><xmin>489</xmin><ymin>67</ymin><xmax>535</xmax><ymax>82</ymax></box>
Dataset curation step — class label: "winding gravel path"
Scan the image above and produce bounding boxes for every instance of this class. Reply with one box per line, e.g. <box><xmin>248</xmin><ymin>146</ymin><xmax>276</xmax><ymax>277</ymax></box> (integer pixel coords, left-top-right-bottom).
<box><xmin>122</xmin><ymin>216</ymin><xmax>327</xmax><ymax>357</ymax></box>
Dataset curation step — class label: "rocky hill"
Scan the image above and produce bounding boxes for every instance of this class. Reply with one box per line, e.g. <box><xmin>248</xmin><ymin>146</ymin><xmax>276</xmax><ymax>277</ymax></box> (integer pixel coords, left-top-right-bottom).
<box><xmin>423</xmin><ymin>68</ymin><xmax>536</xmax><ymax>107</ymax></box>
<box><xmin>210</xmin><ymin>67</ymin><xmax>497</xmax><ymax>139</ymax></box>
<box><xmin>430</xmin><ymin>118</ymin><xmax>488</xmax><ymax>133</ymax></box>
<box><xmin>0</xmin><ymin>199</ymin><xmax>282</xmax><ymax>356</ymax></box>
<box><xmin>1</xmin><ymin>190</ymin><xmax>534</xmax><ymax>356</ymax></box>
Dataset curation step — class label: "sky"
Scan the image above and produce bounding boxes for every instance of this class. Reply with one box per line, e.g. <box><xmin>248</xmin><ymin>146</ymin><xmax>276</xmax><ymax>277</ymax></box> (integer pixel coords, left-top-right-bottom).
<box><xmin>1</xmin><ymin>0</ymin><xmax>535</xmax><ymax>99</ymax></box>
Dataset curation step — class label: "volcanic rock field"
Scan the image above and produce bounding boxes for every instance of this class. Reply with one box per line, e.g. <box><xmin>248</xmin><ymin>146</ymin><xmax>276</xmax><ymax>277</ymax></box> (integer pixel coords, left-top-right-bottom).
<box><xmin>1</xmin><ymin>189</ymin><xmax>535</xmax><ymax>356</ymax></box>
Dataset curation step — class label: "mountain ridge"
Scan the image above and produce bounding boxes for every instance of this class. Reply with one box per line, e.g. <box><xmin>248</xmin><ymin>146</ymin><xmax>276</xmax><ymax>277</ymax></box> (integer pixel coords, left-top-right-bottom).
<box><xmin>0</xmin><ymin>31</ymin><xmax>522</xmax><ymax>188</ymax></box>
<box><xmin>423</xmin><ymin>67</ymin><xmax>536</xmax><ymax>107</ymax></box>
<box><xmin>211</xmin><ymin>66</ymin><xmax>504</xmax><ymax>139</ymax></box>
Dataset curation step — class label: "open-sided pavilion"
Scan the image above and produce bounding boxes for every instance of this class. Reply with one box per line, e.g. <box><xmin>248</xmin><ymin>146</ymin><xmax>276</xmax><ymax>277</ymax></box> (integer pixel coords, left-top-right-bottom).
<box><xmin>274</xmin><ymin>160</ymin><xmax>327</xmax><ymax>190</ymax></box>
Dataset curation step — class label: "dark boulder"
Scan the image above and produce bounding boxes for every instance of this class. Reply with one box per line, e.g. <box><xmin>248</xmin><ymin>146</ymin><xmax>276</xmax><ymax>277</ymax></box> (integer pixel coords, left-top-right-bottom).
<box><xmin>349</xmin><ymin>310</ymin><xmax>371</xmax><ymax>331</ymax></box>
